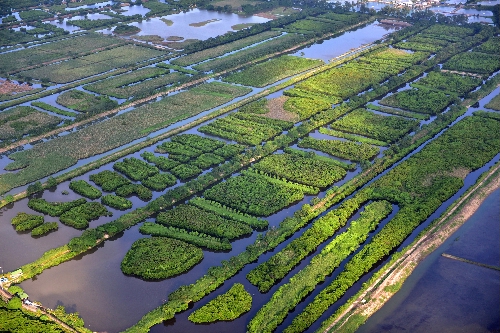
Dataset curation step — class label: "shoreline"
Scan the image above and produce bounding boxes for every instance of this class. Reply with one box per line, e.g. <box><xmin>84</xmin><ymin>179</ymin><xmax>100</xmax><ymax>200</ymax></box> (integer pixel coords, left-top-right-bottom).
<box><xmin>323</xmin><ymin>161</ymin><xmax>500</xmax><ymax>333</ymax></box>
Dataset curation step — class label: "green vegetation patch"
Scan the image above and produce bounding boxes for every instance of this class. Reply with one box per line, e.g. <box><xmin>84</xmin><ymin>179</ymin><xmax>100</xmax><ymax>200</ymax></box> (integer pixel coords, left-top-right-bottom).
<box><xmin>31</xmin><ymin>222</ymin><xmax>58</xmax><ymax>237</ymax></box>
<box><xmin>189</xmin><ymin>197</ymin><xmax>268</xmax><ymax>230</ymax></box>
<box><xmin>473</xmin><ymin>36</ymin><xmax>500</xmax><ymax>55</ymax></box>
<box><xmin>283</xmin><ymin>147</ymin><xmax>355</xmax><ymax>170</ymax></box>
<box><xmin>140</xmin><ymin>222</ymin><xmax>231</xmax><ymax>251</ymax></box>
<box><xmin>247</xmin><ymin>200</ymin><xmax>392</xmax><ymax>327</ymax></box>
<box><xmin>28</xmin><ymin>198</ymin><xmax>87</xmax><ymax>216</ymax></box>
<box><xmin>319</xmin><ymin>127</ymin><xmax>388</xmax><ymax>147</ymax></box>
<box><xmin>380</xmin><ymin>89</ymin><xmax>456</xmax><ymax>115</ymax></box>
<box><xmin>422</xmin><ymin>24</ymin><xmax>474</xmax><ymax>39</ymax></box>
<box><xmin>289</xmin><ymin>48</ymin><xmax>426</xmax><ymax>102</ymax></box>
<box><xmin>253</xmin><ymin>153</ymin><xmax>346</xmax><ymax>187</ymax></box>
<box><xmin>170</xmin><ymin>164</ymin><xmax>203</xmax><ymax>180</ymax></box>
<box><xmin>90</xmin><ymin>170</ymin><xmax>131</xmax><ymax>192</ymax></box>
<box><xmin>0</xmin><ymin>33</ymin><xmax>126</xmax><ymax>75</ymax></box>
<box><xmin>69</xmin><ymin>180</ymin><xmax>102</xmax><ymax>199</ymax></box>
<box><xmin>223</xmin><ymin>55</ymin><xmax>323</xmax><ymax>87</ymax></box>
<box><xmin>283</xmin><ymin>96</ymin><xmax>331</xmax><ymax>120</ymax></box>
<box><xmin>329</xmin><ymin>108</ymin><xmax>419</xmax><ymax>143</ymax></box>
<box><xmin>141</xmin><ymin>152</ymin><xmax>180</xmax><ymax>171</ymax></box>
<box><xmin>0</xmin><ymin>106</ymin><xmax>61</xmax><ymax>141</ymax></box>
<box><xmin>298</xmin><ymin>137</ymin><xmax>379</xmax><ymax>162</ymax></box>
<box><xmin>101</xmin><ymin>194</ymin><xmax>133</xmax><ymax>210</ymax></box>
<box><xmin>19</xmin><ymin>9</ymin><xmax>53</xmax><ymax>21</ymax></box>
<box><xmin>156</xmin><ymin>204</ymin><xmax>252</xmax><ymax>240</ymax></box>
<box><xmin>11</xmin><ymin>212</ymin><xmax>44</xmax><ymax>231</ymax></box>
<box><xmin>191</xmin><ymin>153</ymin><xmax>225</xmax><ymax>169</ymax></box>
<box><xmin>485</xmin><ymin>93</ymin><xmax>500</xmax><ymax>111</ymax></box>
<box><xmin>0</xmin><ymin>303</ymin><xmax>66</xmax><ymax>332</ymax></box>
<box><xmin>443</xmin><ymin>51</ymin><xmax>500</xmax><ymax>75</ymax></box>
<box><xmin>193</xmin><ymin>33</ymin><xmax>308</xmax><ymax>73</ymax></box>
<box><xmin>366</xmin><ymin>103</ymin><xmax>430</xmax><ymax>120</ymax></box>
<box><xmin>141</xmin><ymin>172</ymin><xmax>177</xmax><ymax>191</ymax></box>
<box><xmin>113</xmin><ymin>157</ymin><xmax>159</xmax><ymax>181</ymax></box>
<box><xmin>199</xmin><ymin>112</ymin><xmax>293</xmax><ymax>146</ymax></box>
<box><xmin>473</xmin><ymin>110</ymin><xmax>500</xmax><ymax>121</ymax></box>
<box><xmin>156</xmin><ymin>141</ymin><xmax>203</xmax><ymax>157</ymax></box>
<box><xmin>189</xmin><ymin>283</ymin><xmax>252</xmax><ymax>323</ymax></box>
<box><xmin>239</xmin><ymin>99</ymin><xmax>268</xmax><ymax>114</ymax></box>
<box><xmin>171</xmin><ymin>134</ymin><xmax>225</xmax><ymax>152</ymax></box>
<box><xmin>213</xmin><ymin>143</ymin><xmax>246</xmax><ymax>159</ymax></box>
<box><xmin>121</xmin><ymin>237</ymin><xmax>203</xmax><ymax>279</ymax></box>
<box><xmin>113</xmin><ymin>24</ymin><xmax>140</xmax><ymax>35</ymax></box>
<box><xmin>115</xmin><ymin>184</ymin><xmax>152</xmax><ymax>201</ymax></box>
<box><xmin>203</xmin><ymin>170</ymin><xmax>318</xmax><ymax>216</ymax></box>
<box><xmin>412</xmin><ymin>71</ymin><xmax>482</xmax><ymax>96</ymax></box>
<box><xmin>283</xmin><ymin>18</ymin><xmax>342</xmax><ymax>35</ymax></box>
<box><xmin>85</xmin><ymin>68</ymin><xmax>188</xmax><ymax>99</ymax></box>
<box><xmin>171</xmin><ymin>31</ymin><xmax>281</xmax><ymax>67</ymax></box>
<box><xmin>0</xmin><ymin>82</ymin><xmax>250</xmax><ymax>195</ymax></box>
<box><xmin>56</xmin><ymin>90</ymin><xmax>117</xmax><ymax>113</ymax></box>
<box><xmin>60</xmin><ymin>202</ymin><xmax>111</xmax><ymax>229</ymax></box>
<box><xmin>20</xmin><ymin>44</ymin><xmax>163</xmax><ymax>84</ymax></box>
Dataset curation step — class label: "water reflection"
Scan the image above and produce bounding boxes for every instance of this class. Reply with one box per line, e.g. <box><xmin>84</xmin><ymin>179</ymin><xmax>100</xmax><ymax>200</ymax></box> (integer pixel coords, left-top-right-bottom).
<box><xmin>128</xmin><ymin>9</ymin><xmax>269</xmax><ymax>41</ymax></box>
<box><xmin>292</xmin><ymin>21</ymin><xmax>398</xmax><ymax>62</ymax></box>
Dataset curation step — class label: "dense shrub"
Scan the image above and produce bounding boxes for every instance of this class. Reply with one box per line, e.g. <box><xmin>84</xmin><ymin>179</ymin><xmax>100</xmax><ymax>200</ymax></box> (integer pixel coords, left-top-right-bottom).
<box><xmin>69</xmin><ymin>180</ymin><xmax>102</xmax><ymax>199</ymax></box>
<box><xmin>189</xmin><ymin>283</ymin><xmax>252</xmax><ymax>323</ymax></box>
<box><xmin>90</xmin><ymin>170</ymin><xmax>131</xmax><ymax>192</ymax></box>
<box><xmin>60</xmin><ymin>202</ymin><xmax>111</xmax><ymax>229</ymax></box>
<box><xmin>121</xmin><ymin>237</ymin><xmax>203</xmax><ymax>279</ymax></box>
<box><xmin>28</xmin><ymin>198</ymin><xmax>87</xmax><ymax>216</ymax></box>
<box><xmin>11</xmin><ymin>212</ymin><xmax>44</xmax><ymax>231</ymax></box>
<box><xmin>113</xmin><ymin>157</ymin><xmax>159</xmax><ymax>181</ymax></box>
<box><xmin>31</xmin><ymin>222</ymin><xmax>58</xmax><ymax>237</ymax></box>
<box><xmin>101</xmin><ymin>195</ymin><xmax>133</xmax><ymax>210</ymax></box>
<box><xmin>156</xmin><ymin>204</ymin><xmax>252</xmax><ymax>240</ymax></box>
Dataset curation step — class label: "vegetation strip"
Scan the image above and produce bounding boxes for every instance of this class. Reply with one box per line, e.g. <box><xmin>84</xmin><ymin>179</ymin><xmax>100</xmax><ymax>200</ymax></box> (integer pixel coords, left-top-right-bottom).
<box><xmin>321</xmin><ymin>162</ymin><xmax>500</xmax><ymax>333</ymax></box>
<box><xmin>247</xmin><ymin>201</ymin><xmax>393</xmax><ymax>332</ymax></box>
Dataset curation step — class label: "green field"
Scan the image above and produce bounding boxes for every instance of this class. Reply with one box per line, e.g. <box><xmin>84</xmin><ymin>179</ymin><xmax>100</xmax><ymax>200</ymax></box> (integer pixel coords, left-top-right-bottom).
<box><xmin>85</xmin><ymin>68</ymin><xmax>189</xmax><ymax>99</ymax></box>
<box><xmin>19</xmin><ymin>45</ymin><xmax>164</xmax><ymax>83</ymax></box>
<box><xmin>0</xmin><ymin>106</ymin><xmax>61</xmax><ymax>141</ymax></box>
<box><xmin>0</xmin><ymin>82</ymin><xmax>251</xmax><ymax>194</ymax></box>
<box><xmin>0</xmin><ymin>33</ymin><xmax>125</xmax><ymax>75</ymax></box>
<box><xmin>223</xmin><ymin>55</ymin><xmax>323</xmax><ymax>87</ymax></box>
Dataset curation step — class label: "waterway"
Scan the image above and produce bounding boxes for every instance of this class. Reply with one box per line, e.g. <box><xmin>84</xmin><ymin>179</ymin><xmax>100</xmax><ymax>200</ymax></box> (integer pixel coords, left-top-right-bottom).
<box><xmin>1</xmin><ymin>14</ymin><xmax>498</xmax><ymax>333</ymax></box>
<box><xmin>1</xmin><ymin>22</ymin><xmax>398</xmax><ymax>332</ymax></box>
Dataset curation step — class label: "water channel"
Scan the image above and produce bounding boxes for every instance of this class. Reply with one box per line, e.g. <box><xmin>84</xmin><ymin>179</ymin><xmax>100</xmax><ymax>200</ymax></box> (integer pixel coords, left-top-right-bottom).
<box><xmin>0</xmin><ymin>14</ymin><xmax>498</xmax><ymax>333</ymax></box>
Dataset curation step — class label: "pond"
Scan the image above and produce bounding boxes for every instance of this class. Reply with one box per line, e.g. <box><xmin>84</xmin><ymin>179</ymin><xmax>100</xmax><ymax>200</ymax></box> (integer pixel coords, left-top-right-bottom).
<box><xmin>291</xmin><ymin>21</ymin><xmax>399</xmax><ymax>62</ymax></box>
<box><xmin>128</xmin><ymin>9</ymin><xmax>269</xmax><ymax>41</ymax></box>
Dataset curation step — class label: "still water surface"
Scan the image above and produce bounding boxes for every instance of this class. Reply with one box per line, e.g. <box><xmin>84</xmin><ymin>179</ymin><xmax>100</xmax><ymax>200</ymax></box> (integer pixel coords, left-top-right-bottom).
<box><xmin>358</xmin><ymin>189</ymin><xmax>500</xmax><ymax>333</ymax></box>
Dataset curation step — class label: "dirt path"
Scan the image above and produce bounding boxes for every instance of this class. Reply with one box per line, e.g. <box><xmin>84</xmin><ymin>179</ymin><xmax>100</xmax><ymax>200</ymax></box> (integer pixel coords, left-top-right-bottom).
<box><xmin>325</xmin><ymin>162</ymin><xmax>500</xmax><ymax>333</ymax></box>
